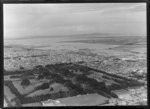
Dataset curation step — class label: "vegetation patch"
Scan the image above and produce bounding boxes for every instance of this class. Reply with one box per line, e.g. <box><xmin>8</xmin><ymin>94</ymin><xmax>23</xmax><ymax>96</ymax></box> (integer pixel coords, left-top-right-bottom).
<box><xmin>4</xmin><ymin>63</ymin><xmax>144</xmax><ymax>106</ymax></box>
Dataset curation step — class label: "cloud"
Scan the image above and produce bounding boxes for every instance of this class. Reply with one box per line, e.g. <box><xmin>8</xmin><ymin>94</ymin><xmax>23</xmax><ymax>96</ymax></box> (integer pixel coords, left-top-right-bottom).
<box><xmin>56</xmin><ymin>3</ymin><xmax>146</xmax><ymax>14</ymax></box>
<box><xmin>129</xmin><ymin>4</ymin><xmax>146</xmax><ymax>12</ymax></box>
<box><xmin>4</xmin><ymin>3</ymin><xmax>146</xmax><ymax>15</ymax></box>
<box><xmin>4</xmin><ymin>3</ymin><xmax>146</xmax><ymax>39</ymax></box>
<box><xmin>100</xmin><ymin>3</ymin><xmax>146</xmax><ymax>14</ymax></box>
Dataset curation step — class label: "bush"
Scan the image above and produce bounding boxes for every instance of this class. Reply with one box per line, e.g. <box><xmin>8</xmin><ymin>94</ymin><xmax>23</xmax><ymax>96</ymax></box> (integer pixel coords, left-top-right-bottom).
<box><xmin>97</xmin><ymin>82</ymin><xmax>107</xmax><ymax>90</ymax></box>
<box><xmin>46</xmin><ymin>76</ymin><xmax>52</xmax><ymax>79</ymax></box>
<box><xmin>96</xmin><ymin>90</ymin><xmax>111</xmax><ymax>99</ymax></box>
<box><xmin>87</xmin><ymin>78</ymin><xmax>99</xmax><ymax>86</ymax></box>
<box><xmin>4</xmin><ymin>81</ymin><xmax>23</xmax><ymax>102</ymax></box>
<box><xmin>112</xmin><ymin>78</ymin><xmax>125</xmax><ymax>84</ymax></box>
<box><xmin>21</xmin><ymin>90</ymin><xmax>80</xmax><ymax>104</ymax></box>
<box><xmin>21</xmin><ymin>78</ymin><xmax>30</xmax><ymax>86</ymax></box>
<box><xmin>50</xmin><ymin>87</ymin><xmax>54</xmax><ymax>91</ymax></box>
<box><xmin>76</xmin><ymin>75</ymin><xmax>89</xmax><ymax>82</ymax></box>
<box><xmin>64</xmin><ymin>80</ymin><xmax>73</xmax><ymax>86</ymax></box>
<box><xmin>43</xmin><ymin>72</ymin><xmax>50</xmax><ymax>76</ymax></box>
<box><xmin>37</xmin><ymin>74</ymin><xmax>44</xmax><ymax>79</ymax></box>
<box><xmin>55</xmin><ymin>78</ymin><xmax>65</xmax><ymax>84</ymax></box>
<box><xmin>11</xmin><ymin>97</ymin><xmax>22</xmax><ymax>107</ymax></box>
<box><xmin>10</xmin><ymin>75</ymin><xmax>20</xmax><ymax>78</ymax></box>
<box><xmin>110</xmin><ymin>92</ymin><xmax>118</xmax><ymax>98</ymax></box>
<box><xmin>19</xmin><ymin>66</ymin><xmax>24</xmax><ymax>70</ymax></box>
<box><xmin>102</xmin><ymin>75</ymin><xmax>111</xmax><ymax>79</ymax></box>
<box><xmin>40</xmin><ymin>82</ymin><xmax>50</xmax><ymax>90</ymax></box>
<box><xmin>107</xmin><ymin>84</ymin><xmax>123</xmax><ymax>90</ymax></box>
<box><xmin>22</xmin><ymin>94</ymin><xmax>52</xmax><ymax>104</ymax></box>
<box><xmin>39</xmin><ymin>67</ymin><xmax>49</xmax><ymax>74</ymax></box>
<box><xmin>45</xmin><ymin>64</ymin><xmax>52</xmax><ymax>69</ymax></box>
<box><xmin>75</xmin><ymin>84</ymin><xmax>85</xmax><ymax>94</ymax></box>
<box><xmin>49</xmin><ymin>80</ymin><xmax>55</xmax><ymax>84</ymax></box>
<box><xmin>84</xmin><ymin>87</ymin><xmax>95</xmax><ymax>94</ymax></box>
<box><xmin>4</xmin><ymin>70</ymin><xmax>23</xmax><ymax>75</ymax></box>
<box><xmin>22</xmin><ymin>70</ymin><xmax>33</xmax><ymax>76</ymax></box>
<box><xmin>69</xmin><ymin>90</ymin><xmax>79</xmax><ymax>96</ymax></box>
<box><xmin>34</xmin><ymin>65</ymin><xmax>43</xmax><ymax>69</ymax></box>
<box><xmin>62</xmin><ymin>69</ymin><xmax>70</xmax><ymax>76</ymax></box>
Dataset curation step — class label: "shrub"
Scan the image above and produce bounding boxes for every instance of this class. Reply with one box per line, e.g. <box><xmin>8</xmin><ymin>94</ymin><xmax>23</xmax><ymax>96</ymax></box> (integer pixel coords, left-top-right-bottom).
<box><xmin>11</xmin><ymin>97</ymin><xmax>22</xmax><ymax>107</ymax></box>
<box><xmin>40</xmin><ymin>83</ymin><xmax>50</xmax><ymax>90</ymax></box>
<box><xmin>21</xmin><ymin>78</ymin><xmax>30</xmax><ymax>86</ymax></box>
<box><xmin>62</xmin><ymin>70</ymin><xmax>70</xmax><ymax>76</ymax></box>
<box><xmin>22</xmin><ymin>94</ymin><xmax>52</xmax><ymax>104</ymax></box>
<box><xmin>64</xmin><ymin>80</ymin><xmax>73</xmax><ymax>86</ymax></box>
<box><xmin>75</xmin><ymin>83</ymin><xmax>85</xmax><ymax>94</ymax></box>
<box><xmin>49</xmin><ymin>80</ymin><xmax>55</xmax><ymax>84</ymax></box>
<box><xmin>45</xmin><ymin>64</ymin><xmax>52</xmax><ymax>69</ymax></box>
<box><xmin>50</xmin><ymin>87</ymin><xmax>54</xmax><ymax>91</ymax></box>
<box><xmin>10</xmin><ymin>75</ymin><xmax>20</xmax><ymax>78</ymax></box>
<box><xmin>37</xmin><ymin>74</ymin><xmax>44</xmax><ymax>79</ymax></box>
<box><xmin>96</xmin><ymin>90</ymin><xmax>111</xmax><ymax>99</ymax></box>
<box><xmin>110</xmin><ymin>92</ymin><xmax>118</xmax><ymax>98</ymax></box>
<box><xmin>4</xmin><ymin>81</ymin><xmax>22</xmax><ymax>101</ymax></box>
<box><xmin>34</xmin><ymin>65</ymin><xmax>43</xmax><ymax>69</ymax></box>
<box><xmin>55</xmin><ymin>78</ymin><xmax>65</xmax><ymax>84</ymax></box>
<box><xmin>97</xmin><ymin>82</ymin><xmax>107</xmax><ymax>90</ymax></box>
<box><xmin>102</xmin><ymin>75</ymin><xmax>111</xmax><ymax>79</ymax></box>
<box><xmin>43</xmin><ymin>72</ymin><xmax>50</xmax><ymax>76</ymax></box>
<box><xmin>39</xmin><ymin>67</ymin><xmax>49</xmax><ymax>74</ymax></box>
<box><xmin>107</xmin><ymin>84</ymin><xmax>123</xmax><ymax>90</ymax></box>
<box><xmin>76</xmin><ymin>75</ymin><xmax>89</xmax><ymax>82</ymax></box>
<box><xmin>46</xmin><ymin>76</ymin><xmax>52</xmax><ymax>79</ymax></box>
<box><xmin>19</xmin><ymin>66</ymin><xmax>24</xmax><ymax>70</ymax></box>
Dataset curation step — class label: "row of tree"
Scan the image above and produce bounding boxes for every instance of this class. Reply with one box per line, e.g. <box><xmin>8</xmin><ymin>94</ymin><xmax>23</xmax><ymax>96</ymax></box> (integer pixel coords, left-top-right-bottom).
<box><xmin>4</xmin><ymin>81</ymin><xmax>22</xmax><ymax>98</ymax></box>
<box><xmin>4</xmin><ymin>81</ymin><xmax>24</xmax><ymax>106</ymax></box>
<box><xmin>20</xmin><ymin>89</ymin><xmax>79</xmax><ymax>104</ymax></box>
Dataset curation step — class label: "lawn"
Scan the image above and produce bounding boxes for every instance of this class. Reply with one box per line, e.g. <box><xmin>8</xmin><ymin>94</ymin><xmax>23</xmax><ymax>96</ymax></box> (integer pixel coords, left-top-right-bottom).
<box><xmin>12</xmin><ymin>79</ymin><xmax>43</xmax><ymax>95</ymax></box>
<box><xmin>4</xmin><ymin>86</ymin><xmax>16</xmax><ymax>101</ymax></box>
<box><xmin>27</xmin><ymin>83</ymin><xmax>69</xmax><ymax>97</ymax></box>
<box><xmin>57</xmin><ymin>93</ymin><xmax>109</xmax><ymax>106</ymax></box>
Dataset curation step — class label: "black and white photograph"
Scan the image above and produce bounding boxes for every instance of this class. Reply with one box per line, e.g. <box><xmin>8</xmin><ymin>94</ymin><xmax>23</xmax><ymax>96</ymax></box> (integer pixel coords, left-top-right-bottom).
<box><xmin>3</xmin><ymin>3</ymin><xmax>147</xmax><ymax>106</ymax></box>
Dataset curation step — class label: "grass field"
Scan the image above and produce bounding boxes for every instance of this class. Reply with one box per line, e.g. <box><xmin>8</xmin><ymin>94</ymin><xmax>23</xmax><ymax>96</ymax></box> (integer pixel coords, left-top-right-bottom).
<box><xmin>57</xmin><ymin>93</ymin><xmax>109</xmax><ymax>106</ymax></box>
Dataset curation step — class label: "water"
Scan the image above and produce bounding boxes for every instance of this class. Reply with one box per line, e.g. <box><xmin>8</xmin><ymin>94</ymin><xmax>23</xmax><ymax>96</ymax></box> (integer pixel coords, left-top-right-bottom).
<box><xmin>4</xmin><ymin>37</ymin><xmax>119</xmax><ymax>51</ymax></box>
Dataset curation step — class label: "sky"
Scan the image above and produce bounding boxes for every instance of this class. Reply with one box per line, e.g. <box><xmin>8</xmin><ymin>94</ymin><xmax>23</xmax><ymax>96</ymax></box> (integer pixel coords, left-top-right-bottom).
<box><xmin>4</xmin><ymin>3</ymin><xmax>146</xmax><ymax>39</ymax></box>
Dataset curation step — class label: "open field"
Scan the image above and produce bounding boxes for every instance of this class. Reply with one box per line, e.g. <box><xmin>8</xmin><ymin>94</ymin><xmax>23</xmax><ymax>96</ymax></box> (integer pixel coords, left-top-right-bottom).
<box><xmin>57</xmin><ymin>93</ymin><xmax>109</xmax><ymax>106</ymax></box>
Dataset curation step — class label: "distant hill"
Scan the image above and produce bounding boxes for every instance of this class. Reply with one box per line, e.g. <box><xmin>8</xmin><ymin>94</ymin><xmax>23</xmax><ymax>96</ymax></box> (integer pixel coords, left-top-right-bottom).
<box><xmin>4</xmin><ymin>33</ymin><xmax>145</xmax><ymax>40</ymax></box>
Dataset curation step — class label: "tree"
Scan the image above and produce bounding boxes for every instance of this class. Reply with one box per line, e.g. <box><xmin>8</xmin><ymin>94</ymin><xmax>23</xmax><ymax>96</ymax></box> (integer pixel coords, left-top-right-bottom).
<box><xmin>50</xmin><ymin>87</ymin><xmax>54</xmax><ymax>91</ymax></box>
<box><xmin>43</xmin><ymin>72</ymin><xmax>50</xmax><ymax>76</ymax></box>
<box><xmin>35</xmin><ymin>65</ymin><xmax>43</xmax><ymax>69</ymax></box>
<box><xmin>19</xmin><ymin>66</ymin><xmax>24</xmax><ymax>70</ymax></box>
<box><xmin>37</xmin><ymin>74</ymin><xmax>44</xmax><ymax>79</ymax></box>
<box><xmin>21</xmin><ymin>78</ymin><xmax>30</xmax><ymax>86</ymax></box>
<box><xmin>110</xmin><ymin>92</ymin><xmax>118</xmax><ymax>98</ymax></box>
<box><xmin>45</xmin><ymin>64</ymin><xmax>52</xmax><ymax>69</ymax></box>
<box><xmin>11</xmin><ymin>97</ymin><xmax>22</xmax><ymax>107</ymax></box>
<box><xmin>10</xmin><ymin>75</ymin><xmax>20</xmax><ymax>78</ymax></box>
<box><xmin>55</xmin><ymin>78</ymin><xmax>65</xmax><ymax>84</ymax></box>
<box><xmin>40</xmin><ymin>82</ymin><xmax>50</xmax><ymax>90</ymax></box>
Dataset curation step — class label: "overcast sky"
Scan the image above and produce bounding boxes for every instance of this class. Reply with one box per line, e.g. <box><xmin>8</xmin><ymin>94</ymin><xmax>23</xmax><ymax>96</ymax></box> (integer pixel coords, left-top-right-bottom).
<box><xmin>4</xmin><ymin>3</ymin><xmax>146</xmax><ymax>39</ymax></box>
